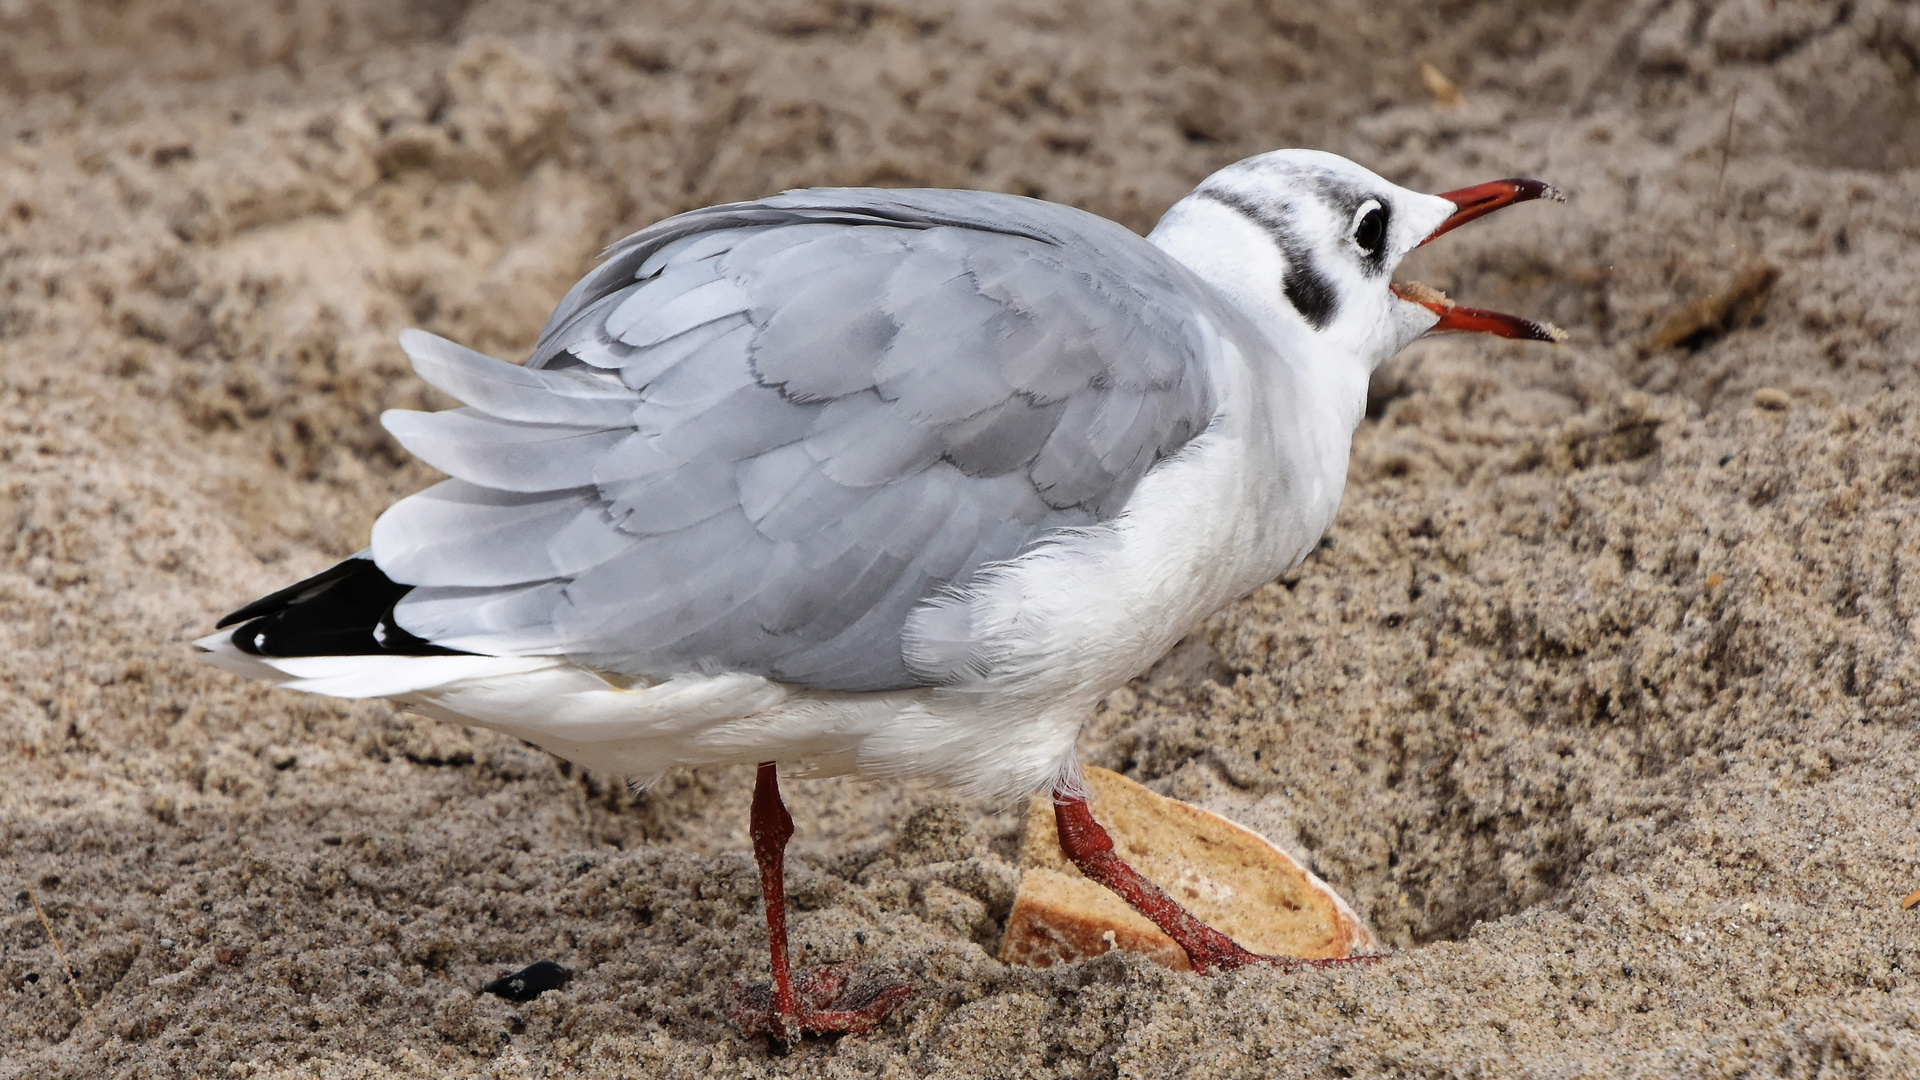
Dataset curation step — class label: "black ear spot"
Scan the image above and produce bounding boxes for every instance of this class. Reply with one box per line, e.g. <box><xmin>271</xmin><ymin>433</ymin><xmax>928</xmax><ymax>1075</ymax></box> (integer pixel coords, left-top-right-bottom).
<box><xmin>1283</xmin><ymin>261</ymin><xmax>1337</xmax><ymax>330</ymax></box>
<box><xmin>1195</xmin><ymin>187</ymin><xmax>1340</xmax><ymax>330</ymax></box>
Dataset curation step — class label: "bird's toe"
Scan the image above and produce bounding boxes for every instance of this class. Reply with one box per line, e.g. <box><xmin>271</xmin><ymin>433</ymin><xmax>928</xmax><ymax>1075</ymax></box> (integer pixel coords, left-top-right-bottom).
<box><xmin>725</xmin><ymin>963</ymin><xmax>914</xmax><ymax>1041</ymax></box>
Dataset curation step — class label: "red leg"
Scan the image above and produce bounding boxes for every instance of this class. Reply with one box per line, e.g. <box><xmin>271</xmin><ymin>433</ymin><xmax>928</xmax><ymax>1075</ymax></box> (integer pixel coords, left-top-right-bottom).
<box><xmin>1054</xmin><ymin>785</ymin><xmax>1382</xmax><ymax>975</ymax></box>
<box><xmin>752</xmin><ymin>759</ymin><xmax>801</xmax><ymax>1017</ymax></box>
<box><xmin>725</xmin><ymin>763</ymin><xmax>913</xmax><ymax>1041</ymax></box>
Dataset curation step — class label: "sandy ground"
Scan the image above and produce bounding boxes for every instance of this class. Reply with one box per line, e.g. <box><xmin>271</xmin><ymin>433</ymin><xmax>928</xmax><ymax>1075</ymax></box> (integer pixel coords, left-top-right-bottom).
<box><xmin>3</xmin><ymin>0</ymin><xmax>1919</xmax><ymax>1075</ymax></box>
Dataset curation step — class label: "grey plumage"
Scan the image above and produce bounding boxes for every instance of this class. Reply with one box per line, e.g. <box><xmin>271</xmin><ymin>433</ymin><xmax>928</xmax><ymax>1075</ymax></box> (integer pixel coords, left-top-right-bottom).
<box><xmin>374</xmin><ymin>188</ymin><xmax>1224</xmax><ymax>691</ymax></box>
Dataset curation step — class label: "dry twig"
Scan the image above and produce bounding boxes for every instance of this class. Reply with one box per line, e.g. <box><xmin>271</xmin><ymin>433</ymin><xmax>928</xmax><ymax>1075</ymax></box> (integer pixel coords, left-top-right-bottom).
<box><xmin>1706</xmin><ymin>87</ymin><xmax>1741</xmax><ymax>256</ymax></box>
<box><xmin>1641</xmin><ymin>263</ymin><xmax>1780</xmax><ymax>355</ymax></box>
<box><xmin>26</xmin><ymin>886</ymin><xmax>95</xmax><ymax>1036</ymax></box>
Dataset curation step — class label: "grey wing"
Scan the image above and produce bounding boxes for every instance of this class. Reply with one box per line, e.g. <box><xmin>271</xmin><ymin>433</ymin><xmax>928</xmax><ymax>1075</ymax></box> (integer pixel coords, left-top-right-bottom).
<box><xmin>371</xmin><ymin>190</ymin><xmax>1224</xmax><ymax>692</ymax></box>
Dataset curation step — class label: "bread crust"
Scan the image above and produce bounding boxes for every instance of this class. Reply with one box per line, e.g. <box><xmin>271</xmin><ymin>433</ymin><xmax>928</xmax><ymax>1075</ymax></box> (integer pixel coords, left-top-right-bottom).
<box><xmin>1000</xmin><ymin>767</ymin><xmax>1376</xmax><ymax>970</ymax></box>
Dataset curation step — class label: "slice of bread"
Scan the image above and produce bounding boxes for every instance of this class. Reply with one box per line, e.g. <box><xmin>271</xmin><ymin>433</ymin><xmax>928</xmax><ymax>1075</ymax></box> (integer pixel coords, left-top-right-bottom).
<box><xmin>999</xmin><ymin>767</ymin><xmax>1377</xmax><ymax>971</ymax></box>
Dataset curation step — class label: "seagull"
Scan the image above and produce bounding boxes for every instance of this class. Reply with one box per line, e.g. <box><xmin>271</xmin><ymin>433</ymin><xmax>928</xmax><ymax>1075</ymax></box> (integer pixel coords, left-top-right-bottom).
<box><xmin>196</xmin><ymin>149</ymin><xmax>1561</xmax><ymax>1041</ymax></box>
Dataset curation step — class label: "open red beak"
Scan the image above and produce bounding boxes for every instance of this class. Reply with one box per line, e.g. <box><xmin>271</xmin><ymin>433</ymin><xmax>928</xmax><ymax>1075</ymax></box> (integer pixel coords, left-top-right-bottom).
<box><xmin>1390</xmin><ymin>178</ymin><xmax>1566</xmax><ymax>342</ymax></box>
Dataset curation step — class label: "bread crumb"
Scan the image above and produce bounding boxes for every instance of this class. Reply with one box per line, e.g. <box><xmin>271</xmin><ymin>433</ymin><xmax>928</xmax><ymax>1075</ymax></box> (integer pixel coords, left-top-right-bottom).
<box><xmin>1395</xmin><ymin>280</ymin><xmax>1452</xmax><ymax>309</ymax></box>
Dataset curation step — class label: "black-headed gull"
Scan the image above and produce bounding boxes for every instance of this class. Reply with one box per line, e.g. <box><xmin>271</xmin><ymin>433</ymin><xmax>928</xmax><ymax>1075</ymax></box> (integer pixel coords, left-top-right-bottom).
<box><xmin>198</xmin><ymin>149</ymin><xmax>1560</xmax><ymax>1040</ymax></box>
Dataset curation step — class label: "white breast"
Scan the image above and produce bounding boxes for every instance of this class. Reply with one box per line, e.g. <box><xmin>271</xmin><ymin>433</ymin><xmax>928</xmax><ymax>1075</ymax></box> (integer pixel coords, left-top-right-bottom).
<box><xmin>851</xmin><ymin>328</ymin><xmax>1354</xmax><ymax>799</ymax></box>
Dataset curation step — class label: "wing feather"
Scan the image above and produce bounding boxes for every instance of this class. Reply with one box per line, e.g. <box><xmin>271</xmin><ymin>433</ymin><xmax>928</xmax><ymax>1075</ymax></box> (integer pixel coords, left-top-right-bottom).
<box><xmin>393</xmin><ymin>581</ymin><xmax>571</xmax><ymax>652</ymax></box>
<box><xmin>600</xmin><ymin>460</ymin><xmax>739</xmax><ymax>535</ymax></box>
<box><xmin>608</xmin><ymin>317</ymin><xmax>753</xmax><ymax>390</ymax></box>
<box><xmin>648</xmin><ymin>384</ymin><xmax>820</xmax><ymax>463</ymax></box>
<box><xmin>736</xmin><ymin>443</ymin><xmax>869</xmax><ymax>541</ymax></box>
<box><xmin>802</xmin><ymin>392</ymin><xmax>944</xmax><ymax>488</ymax></box>
<box><xmin>371</xmin><ymin>481</ymin><xmax>593</xmax><ymax>587</ymax></box>
<box><xmin>546</xmin><ymin>505</ymin><xmax>635</xmax><ymax>575</ymax></box>
<box><xmin>398</xmin><ymin>329</ymin><xmax>634</xmax><ymax>425</ymax></box>
<box><xmin>633</xmin><ymin>227</ymin><xmax>753</xmax><ymax>279</ymax></box>
<box><xmin>749</xmin><ymin>240</ymin><xmax>911</xmax><ymax>401</ymax></box>
<box><xmin>608</xmin><ymin>274</ymin><xmax>752</xmax><ymax>348</ymax></box>
<box><xmin>382</xmin><ymin>409</ymin><xmax>627</xmax><ymax>493</ymax></box>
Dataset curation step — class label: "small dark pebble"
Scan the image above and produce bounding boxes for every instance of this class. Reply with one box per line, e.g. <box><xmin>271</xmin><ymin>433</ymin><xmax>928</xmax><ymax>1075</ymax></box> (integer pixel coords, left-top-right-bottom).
<box><xmin>483</xmin><ymin>961</ymin><xmax>571</xmax><ymax>1002</ymax></box>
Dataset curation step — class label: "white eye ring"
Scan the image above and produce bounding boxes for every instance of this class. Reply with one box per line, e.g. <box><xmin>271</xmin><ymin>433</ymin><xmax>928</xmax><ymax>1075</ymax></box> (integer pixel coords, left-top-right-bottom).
<box><xmin>1350</xmin><ymin>200</ymin><xmax>1387</xmax><ymax>256</ymax></box>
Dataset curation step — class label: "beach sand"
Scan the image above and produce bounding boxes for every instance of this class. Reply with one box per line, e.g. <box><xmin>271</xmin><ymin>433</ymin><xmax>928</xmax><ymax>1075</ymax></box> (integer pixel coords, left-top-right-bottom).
<box><xmin>4</xmin><ymin>0</ymin><xmax>1918</xmax><ymax>1075</ymax></box>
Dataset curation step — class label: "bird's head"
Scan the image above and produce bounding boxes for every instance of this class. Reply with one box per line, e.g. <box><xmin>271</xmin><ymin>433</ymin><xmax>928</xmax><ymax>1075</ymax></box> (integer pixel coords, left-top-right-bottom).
<box><xmin>1150</xmin><ymin>149</ymin><xmax>1563</xmax><ymax>372</ymax></box>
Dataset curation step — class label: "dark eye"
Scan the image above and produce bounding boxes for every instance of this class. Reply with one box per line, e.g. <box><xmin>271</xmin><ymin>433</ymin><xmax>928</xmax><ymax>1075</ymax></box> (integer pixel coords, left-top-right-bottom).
<box><xmin>1353</xmin><ymin>204</ymin><xmax>1387</xmax><ymax>256</ymax></box>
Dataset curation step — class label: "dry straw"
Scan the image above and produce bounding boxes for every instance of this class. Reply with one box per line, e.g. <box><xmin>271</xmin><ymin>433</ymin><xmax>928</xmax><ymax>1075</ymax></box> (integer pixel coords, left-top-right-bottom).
<box><xmin>26</xmin><ymin>886</ymin><xmax>95</xmax><ymax>1036</ymax></box>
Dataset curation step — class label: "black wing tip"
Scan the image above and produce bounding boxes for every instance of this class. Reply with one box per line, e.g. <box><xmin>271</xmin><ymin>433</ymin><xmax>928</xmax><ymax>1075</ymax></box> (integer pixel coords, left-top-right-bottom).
<box><xmin>215</xmin><ymin>557</ymin><xmax>373</xmax><ymax>628</ymax></box>
<box><xmin>217</xmin><ymin>558</ymin><xmax>470</xmax><ymax>658</ymax></box>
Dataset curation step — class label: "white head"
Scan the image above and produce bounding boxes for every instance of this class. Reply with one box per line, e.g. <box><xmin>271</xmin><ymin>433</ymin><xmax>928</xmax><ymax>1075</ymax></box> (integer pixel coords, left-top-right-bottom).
<box><xmin>1149</xmin><ymin>149</ymin><xmax>1562</xmax><ymax>373</ymax></box>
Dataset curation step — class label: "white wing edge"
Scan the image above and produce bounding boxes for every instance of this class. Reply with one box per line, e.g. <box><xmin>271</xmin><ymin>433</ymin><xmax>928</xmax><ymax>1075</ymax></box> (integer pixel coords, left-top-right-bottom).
<box><xmin>191</xmin><ymin>632</ymin><xmax>794</xmax><ymax>746</ymax></box>
<box><xmin>192</xmin><ymin>631</ymin><xmax>558</xmax><ymax>698</ymax></box>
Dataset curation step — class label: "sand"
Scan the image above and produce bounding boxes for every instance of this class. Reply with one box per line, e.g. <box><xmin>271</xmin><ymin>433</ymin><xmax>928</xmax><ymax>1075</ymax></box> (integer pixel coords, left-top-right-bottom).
<box><xmin>3</xmin><ymin>0</ymin><xmax>1918</xmax><ymax>1075</ymax></box>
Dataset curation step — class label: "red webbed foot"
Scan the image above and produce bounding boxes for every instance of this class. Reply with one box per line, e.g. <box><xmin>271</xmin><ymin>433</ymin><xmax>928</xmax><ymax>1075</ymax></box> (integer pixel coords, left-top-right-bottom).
<box><xmin>725</xmin><ymin>963</ymin><xmax>914</xmax><ymax>1040</ymax></box>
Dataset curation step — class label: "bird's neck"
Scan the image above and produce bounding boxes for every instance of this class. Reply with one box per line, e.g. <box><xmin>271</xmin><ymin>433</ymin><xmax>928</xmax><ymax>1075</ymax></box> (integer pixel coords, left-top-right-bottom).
<box><xmin>1150</xmin><ymin>197</ymin><xmax>1373</xmax><ymax>582</ymax></box>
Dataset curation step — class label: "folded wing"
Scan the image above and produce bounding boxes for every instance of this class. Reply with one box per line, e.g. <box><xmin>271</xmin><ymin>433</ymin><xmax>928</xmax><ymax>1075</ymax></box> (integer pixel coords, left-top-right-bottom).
<box><xmin>358</xmin><ymin>190</ymin><xmax>1224</xmax><ymax>691</ymax></box>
